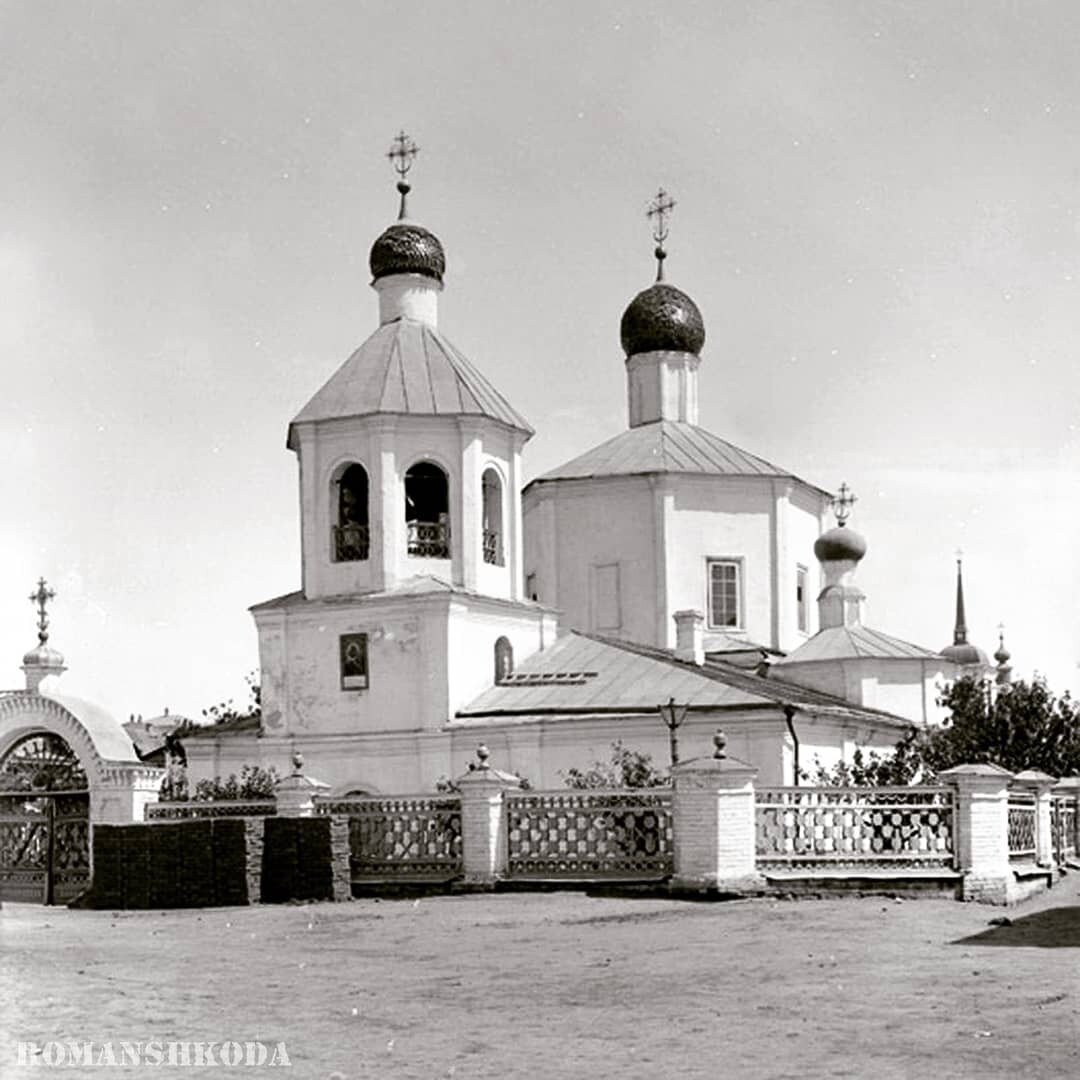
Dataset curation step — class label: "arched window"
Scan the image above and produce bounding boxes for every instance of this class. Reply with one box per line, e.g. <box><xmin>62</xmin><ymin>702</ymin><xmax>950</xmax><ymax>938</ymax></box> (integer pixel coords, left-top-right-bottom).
<box><xmin>334</xmin><ymin>464</ymin><xmax>369</xmax><ymax>562</ymax></box>
<box><xmin>481</xmin><ymin>467</ymin><xmax>503</xmax><ymax>566</ymax></box>
<box><xmin>405</xmin><ymin>461</ymin><xmax>450</xmax><ymax>558</ymax></box>
<box><xmin>494</xmin><ymin>636</ymin><xmax>514</xmax><ymax>683</ymax></box>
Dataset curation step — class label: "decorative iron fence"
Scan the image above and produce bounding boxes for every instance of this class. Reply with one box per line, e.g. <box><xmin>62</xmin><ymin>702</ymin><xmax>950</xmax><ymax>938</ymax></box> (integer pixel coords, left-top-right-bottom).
<box><xmin>146</xmin><ymin>800</ymin><xmax>277</xmax><ymax>821</ymax></box>
<box><xmin>1051</xmin><ymin>796</ymin><xmax>1076</xmax><ymax>865</ymax></box>
<box><xmin>755</xmin><ymin>787</ymin><xmax>956</xmax><ymax>869</ymax></box>
<box><xmin>314</xmin><ymin>795</ymin><xmax>462</xmax><ymax>879</ymax></box>
<box><xmin>482</xmin><ymin>530</ymin><xmax>500</xmax><ymax>565</ymax></box>
<box><xmin>504</xmin><ymin>790</ymin><xmax>673</xmax><ymax>879</ymax></box>
<box><xmin>333</xmin><ymin>523</ymin><xmax>369</xmax><ymax>562</ymax></box>
<box><xmin>407</xmin><ymin>521</ymin><xmax>449</xmax><ymax>559</ymax></box>
<box><xmin>1007</xmin><ymin>794</ymin><xmax>1037</xmax><ymax>862</ymax></box>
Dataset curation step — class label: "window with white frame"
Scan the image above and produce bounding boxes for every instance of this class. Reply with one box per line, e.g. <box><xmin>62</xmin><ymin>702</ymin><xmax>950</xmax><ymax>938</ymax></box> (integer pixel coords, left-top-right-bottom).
<box><xmin>707</xmin><ymin>559</ymin><xmax>741</xmax><ymax>629</ymax></box>
<box><xmin>796</xmin><ymin>564</ymin><xmax>809</xmax><ymax>633</ymax></box>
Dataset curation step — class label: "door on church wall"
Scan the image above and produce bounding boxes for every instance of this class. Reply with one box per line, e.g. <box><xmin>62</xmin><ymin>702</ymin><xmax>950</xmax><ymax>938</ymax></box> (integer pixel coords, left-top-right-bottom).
<box><xmin>0</xmin><ymin>732</ymin><xmax>90</xmax><ymax>905</ymax></box>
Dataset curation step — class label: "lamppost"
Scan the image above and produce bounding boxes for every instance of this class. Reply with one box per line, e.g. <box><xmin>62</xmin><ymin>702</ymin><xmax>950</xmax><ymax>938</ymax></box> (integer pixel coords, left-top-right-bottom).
<box><xmin>658</xmin><ymin>697</ymin><xmax>689</xmax><ymax>768</ymax></box>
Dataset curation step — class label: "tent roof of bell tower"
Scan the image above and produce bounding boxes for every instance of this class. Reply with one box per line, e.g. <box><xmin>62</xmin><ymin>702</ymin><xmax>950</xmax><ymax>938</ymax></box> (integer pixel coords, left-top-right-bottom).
<box><xmin>288</xmin><ymin>320</ymin><xmax>533</xmax><ymax>447</ymax></box>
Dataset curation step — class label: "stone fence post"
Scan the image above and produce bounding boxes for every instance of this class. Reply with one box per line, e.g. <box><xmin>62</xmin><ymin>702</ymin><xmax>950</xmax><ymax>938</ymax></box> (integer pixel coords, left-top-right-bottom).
<box><xmin>456</xmin><ymin>745</ymin><xmax>521</xmax><ymax>888</ymax></box>
<box><xmin>1052</xmin><ymin>777</ymin><xmax>1080</xmax><ymax>860</ymax></box>
<box><xmin>274</xmin><ymin>751</ymin><xmax>329</xmax><ymax>817</ymax></box>
<box><xmin>670</xmin><ymin>731</ymin><xmax>763</xmax><ymax>894</ymax></box>
<box><xmin>1013</xmin><ymin>769</ymin><xmax>1057</xmax><ymax>868</ymax></box>
<box><xmin>939</xmin><ymin>763</ymin><xmax>1013</xmax><ymax>904</ymax></box>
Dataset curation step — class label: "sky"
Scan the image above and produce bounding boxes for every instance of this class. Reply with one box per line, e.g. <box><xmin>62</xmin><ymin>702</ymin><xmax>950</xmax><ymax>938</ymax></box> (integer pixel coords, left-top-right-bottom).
<box><xmin>1</xmin><ymin>1</ymin><xmax>1078</xmax><ymax>721</ymax></box>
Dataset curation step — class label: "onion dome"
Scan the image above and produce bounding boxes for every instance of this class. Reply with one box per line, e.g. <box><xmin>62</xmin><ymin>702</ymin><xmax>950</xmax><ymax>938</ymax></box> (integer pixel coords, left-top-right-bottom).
<box><xmin>620</xmin><ymin>283</ymin><xmax>705</xmax><ymax>357</ymax></box>
<box><xmin>942</xmin><ymin>641</ymin><xmax>989</xmax><ymax>666</ymax></box>
<box><xmin>994</xmin><ymin>636</ymin><xmax>1011</xmax><ymax>666</ymax></box>
<box><xmin>22</xmin><ymin>643</ymin><xmax>64</xmax><ymax>669</ymax></box>
<box><xmin>369</xmin><ymin>222</ymin><xmax>445</xmax><ymax>284</ymax></box>
<box><xmin>813</xmin><ymin>524</ymin><xmax>867</xmax><ymax>564</ymax></box>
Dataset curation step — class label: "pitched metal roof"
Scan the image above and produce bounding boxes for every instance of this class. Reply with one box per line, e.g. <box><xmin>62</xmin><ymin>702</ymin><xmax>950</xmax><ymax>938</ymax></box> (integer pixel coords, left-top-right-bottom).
<box><xmin>529</xmin><ymin>420</ymin><xmax>826</xmax><ymax>494</ymax></box>
<box><xmin>288</xmin><ymin>319</ymin><xmax>533</xmax><ymax>444</ymax></box>
<box><xmin>771</xmin><ymin>625</ymin><xmax>944</xmax><ymax>665</ymax></box>
<box><xmin>454</xmin><ymin>631</ymin><xmax>910</xmax><ymax>728</ymax></box>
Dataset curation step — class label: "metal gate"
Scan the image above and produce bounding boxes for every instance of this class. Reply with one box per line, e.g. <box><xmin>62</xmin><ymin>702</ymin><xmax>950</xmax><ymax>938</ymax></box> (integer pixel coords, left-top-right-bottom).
<box><xmin>0</xmin><ymin>791</ymin><xmax>90</xmax><ymax>903</ymax></box>
<box><xmin>0</xmin><ymin>732</ymin><xmax>91</xmax><ymax>904</ymax></box>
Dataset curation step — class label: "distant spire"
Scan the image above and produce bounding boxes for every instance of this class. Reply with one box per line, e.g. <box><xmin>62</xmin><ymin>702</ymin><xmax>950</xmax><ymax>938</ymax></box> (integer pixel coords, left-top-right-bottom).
<box><xmin>647</xmin><ymin>188</ymin><xmax>676</xmax><ymax>283</ymax></box>
<box><xmin>952</xmin><ymin>550</ymin><xmax>968</xmax><ymax>645</ymax></box>
<box><xmin>832</xmin><ymin>482</ymin><xmax>857</xmax><ymax>527</ymax></box>
<box><xmin>386</xmin><ymin>129</ymin><xmax>419</xmax><ymax>221</ymax></box>
<box><xmin>994</xmin><ymin>623</ymin><xmax>1013</xmax><ymax>686</ymax></box>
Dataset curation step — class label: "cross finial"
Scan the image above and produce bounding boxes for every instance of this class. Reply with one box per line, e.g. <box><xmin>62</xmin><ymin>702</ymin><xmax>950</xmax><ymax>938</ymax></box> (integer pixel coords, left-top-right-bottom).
<box><xmin>833</xmin><ymin>482</ymin><xmax>856</xmax><ymax>526</ymax></box>
<box><xmin>386</xmin><ymin>130</ymin><xmax>419</xmax><ymax>220</ymax></box>
<box><xmin>29</xmin><ymin>577</ymin><xmax>55</xmax><ymax>645</ymax></box>
<box><xmin>647</xmin><ymin>188</ymin><xmax>676</xmax><ymax>282</ymax></box>
<box><xmin>955</xmin><ymin>546</ymin><xmax>964</xmax><ymax>565</ymax></box>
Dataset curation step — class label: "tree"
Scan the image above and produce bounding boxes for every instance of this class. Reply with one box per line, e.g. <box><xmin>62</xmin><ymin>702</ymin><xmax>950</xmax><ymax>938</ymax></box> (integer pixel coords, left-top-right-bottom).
<box><xmin>808</xmin><ymin>676</ymin><xmax>1080</xmax><ymax>786</ymax></box>
<box><xmin>561</xmin><ymin>740</ymin><xmax>669</xmax><ymax>789</ymax></box>
<box><xmin>918</xmin><ymin>676</ymin><xmax>1080</xmax><ymax>778</ymax></box>
<box><xmin>200</xmin><ymin>671</ymin><xmax>262</xmax><ymax>726</ymax></box>
<box><xmin>193</xmin><ymin>764</ymin><xmax>280</xmax><ymax>801</ymax></box>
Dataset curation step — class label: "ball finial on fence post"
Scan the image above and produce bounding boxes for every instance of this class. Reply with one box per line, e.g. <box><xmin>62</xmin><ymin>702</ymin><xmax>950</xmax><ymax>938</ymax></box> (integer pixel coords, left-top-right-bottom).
<box><xmin>712</xmin><ymin>729</ymin><xmax>728</xmax><ymax>760</ymax></box>
<box><xmin>291</xmin><ymin>749</ymin><xmax>304</xmax><ymax>776</ymax></box>
<box><xmin>476</xmin><ymin>744</ymin><xmax>491</xmax><ymax>770</ymax></box>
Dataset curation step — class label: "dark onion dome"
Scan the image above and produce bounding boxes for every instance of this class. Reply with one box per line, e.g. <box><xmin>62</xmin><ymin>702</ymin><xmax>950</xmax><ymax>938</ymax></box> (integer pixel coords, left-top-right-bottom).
<box><xmin>369</xmin><ymin>222</ymin><xmax>446</xmax><ymax>284</ymax></box>
<box><xmin>620</xmin><ymin>283</ymin><xmax>705</xmax><ymax>357</ymax></box>
<box><xmin>813</xmin><ymin>525</ymin><xmax>868</xmax><ymax>563</ymax></box>
<box><xmin>994</xmin><ymin>639</ymin><xmax>1011</xmax><ymax>665</ymax></box>
<box><xmin>942</xmin><ymin>641</ymin><xmax>989</xmax><ymax>666</ymax></box>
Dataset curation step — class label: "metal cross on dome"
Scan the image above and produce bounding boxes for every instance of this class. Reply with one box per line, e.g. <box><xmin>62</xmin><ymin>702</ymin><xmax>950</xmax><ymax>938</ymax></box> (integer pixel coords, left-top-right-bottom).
<box><xmin>386</xmin><ymin>130</ymin><xmax>419</xmax><ymax>220</ymax></box>
<box><xmin>647</xmin><ymin>188</ymin><xmax>676</xmax><ymax>281</ymax></box>
<box><xmin>29</xmin><ymin>577</ymin><xmax>55</xmax><ymax>645</ymax></box>
<box><xmin>833</xmin><ymin>482</ymin><xmax>856</xmax><ymax>526</ymax></box>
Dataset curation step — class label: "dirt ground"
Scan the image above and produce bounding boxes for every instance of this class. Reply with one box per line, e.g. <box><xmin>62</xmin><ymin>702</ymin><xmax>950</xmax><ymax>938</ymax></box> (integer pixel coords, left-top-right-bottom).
<box><xmin>2</xmin><ymin>883</ymin><xmax>1080</xmax><ymax>1079</ymax></box>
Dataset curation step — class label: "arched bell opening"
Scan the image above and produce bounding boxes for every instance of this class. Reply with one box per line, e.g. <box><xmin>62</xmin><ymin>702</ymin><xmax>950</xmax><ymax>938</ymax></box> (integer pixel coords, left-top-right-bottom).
<box><xmin>404</xmin><ymin>461</ymin><xmax>450</xmax><ymax>559</ymax></box>
<box><xmin>481</xmin><ymin>468</ymin><xmax>504</xmax><ymax>566</ymax></box>
<box><xmin>333</xmin><ymin>463</ymin><xmax>370</xmax><ymax>562</ymax></box>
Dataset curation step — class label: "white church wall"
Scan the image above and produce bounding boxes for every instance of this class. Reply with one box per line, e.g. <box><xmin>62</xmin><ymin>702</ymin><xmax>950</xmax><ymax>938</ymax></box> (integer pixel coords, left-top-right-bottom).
<box><xmin>778</xmin><ymin>484</ymin><xmax>830</xmax><ymax>649</ymax></box>
<box><xmin>523</xmin><ymin>478</ymin><xmax>659</xmax><ymax>644</ymax></box>
<box><xmin>666</xmin><ymin>478</ymin><xmax>774</xmax><ymax>648</ymax></box>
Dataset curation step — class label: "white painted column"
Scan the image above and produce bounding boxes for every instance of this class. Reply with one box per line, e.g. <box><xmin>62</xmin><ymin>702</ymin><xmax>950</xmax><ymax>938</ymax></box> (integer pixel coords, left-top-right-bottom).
<box><xmin>671</xmin><ymin>731</ymin><xmax>763</xmax><ymax>894</ymax></box>
<box><xmin>456</xmin><ymin>746</ymin><xmax>521</xmax><ymax>887</ymax></box>
<box><xmin>939</xmin><ymin>763</ymin><xmax>1013</xmax><ymax>904</ymax></box>
<box><xmin>1013</xmin><ymin>769</ymin><xmax>1057</xmax><ymax>867</ymax></box>
<box><xmin>370</xmin><ymin>419</ymin><xmax>400</xmax><ymax>591</ymax></box>
<box><xmin>457</xmin><ymin>420</ymin><xmax>483</xmax><ymax>590</ymax></box>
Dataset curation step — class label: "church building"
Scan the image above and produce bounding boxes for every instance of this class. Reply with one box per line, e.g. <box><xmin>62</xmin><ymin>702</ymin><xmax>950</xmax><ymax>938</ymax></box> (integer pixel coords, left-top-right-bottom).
<box><xmin>179</xmin><ymin>138</ymin><xmax>980</xmax><ymax>792</ymax></box>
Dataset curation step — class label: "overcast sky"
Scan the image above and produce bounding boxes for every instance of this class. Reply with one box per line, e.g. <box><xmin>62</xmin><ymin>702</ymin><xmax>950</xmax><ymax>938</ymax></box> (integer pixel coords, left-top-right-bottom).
<box><xmin>2</xmin><ymin>1</ymin><xmax>1077</xmax><ymax>721</ymax></box>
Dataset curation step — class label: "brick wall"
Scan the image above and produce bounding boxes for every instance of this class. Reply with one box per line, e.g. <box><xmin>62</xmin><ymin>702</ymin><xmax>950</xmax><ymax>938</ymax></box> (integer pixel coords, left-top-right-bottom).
<box><xmin>80</xmin><ymin>817</ymin><xmax>346</xmax><ymax>909</ymax></box>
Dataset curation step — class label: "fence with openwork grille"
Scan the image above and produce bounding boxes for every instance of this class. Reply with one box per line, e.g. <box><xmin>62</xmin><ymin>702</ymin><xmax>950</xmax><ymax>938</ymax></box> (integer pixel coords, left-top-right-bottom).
<box><xmin>1007</xmin><ymin>794</ymin><xmax>1037</xmax><ymax>862</ymax></box>
<box><xmin>145</xmin><ymin>800</ymin><xmax>277</xmax><ymax>820</ymax></box>
<box><xmin>1051</xmin><ymin>796</ymin><xmax>1076</xmax><ymax>865</ymax></box>
<box><xmin>504</xmin><ymin>790</ymin><xmax>673</xmax><ymax>879</ymax></box>
<box><xmin>314</xmin><ymin>795</ymin><xmax>462</xmax><ymax>879</ymax></box>
<box><xmin>755</xmin><ymin>787</ymin><xmax>956</xmax><ymax>869</ymax></box>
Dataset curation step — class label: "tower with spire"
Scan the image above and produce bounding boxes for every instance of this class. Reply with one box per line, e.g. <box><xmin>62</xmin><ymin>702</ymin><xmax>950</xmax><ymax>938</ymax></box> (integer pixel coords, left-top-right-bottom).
<box><xmin>239</xmin><ymin>133</ymin><xmax>556</xmax><ymax>789</ymax></box>
<box><xmin>939</xmin><ymin>554</ymin><xmax>990</xmax><ymax>674</ymax></box>
<box><xmin>523</xmin><ymin>192</ymin><xmax>833</xmax><ymax>653</ymax></box>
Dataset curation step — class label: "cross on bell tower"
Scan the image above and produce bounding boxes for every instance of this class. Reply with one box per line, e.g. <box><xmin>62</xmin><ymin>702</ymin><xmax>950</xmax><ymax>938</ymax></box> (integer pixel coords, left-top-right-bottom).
<box><xmin>832</xmin><ymin>482</ymin><xmax>857</xmax><ymax>526</ymax></box>
<box><xmin>387</xmin><ymin>129</ymin><xmax>419</xmax><ymax>220</ymax></box>
<box><xmin>647</xmin><ymin>188</ymin><xmax>676</xmax><ymax>282</ymax></box>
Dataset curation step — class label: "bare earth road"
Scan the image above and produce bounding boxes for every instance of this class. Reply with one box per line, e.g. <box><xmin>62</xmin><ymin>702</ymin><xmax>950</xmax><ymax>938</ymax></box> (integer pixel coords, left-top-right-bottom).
<box><xmin>2</xmin><ymin>884</ymin><xmax>1079</xmax><ymax>1079</ymax></box>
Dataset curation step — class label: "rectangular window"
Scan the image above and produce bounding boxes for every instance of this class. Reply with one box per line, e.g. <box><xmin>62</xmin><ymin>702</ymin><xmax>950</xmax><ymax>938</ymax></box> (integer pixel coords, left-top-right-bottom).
<box><xmin>707</xmin><ymin>560</ymin><xmax>741</xmax><ymax>629</ymax></box>
<box><xmin>796</xmin><ymin>564</ymin><xmax>809</xmax><ymax>633</ymax></box>
<box><xmin>591</xmin><ymin>563</ymin><xmax>621</xmax><ymax>632</ymax></box>
<box><xmin>339</xmin><ymin>633</ymin><xmax>369</xmax><ymax>691</ymax></box>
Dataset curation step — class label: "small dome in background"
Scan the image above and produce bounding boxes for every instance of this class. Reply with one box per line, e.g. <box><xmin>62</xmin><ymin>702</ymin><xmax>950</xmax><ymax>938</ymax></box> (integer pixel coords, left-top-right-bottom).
<box><xmin>369</xmin><ymin>223</ymin><xmax>445</xmax><ymax>284</ymax></box>
<box><xmin>620</xmin><ymin>283</ymin><xmax>705</xmax><ymax>357</ymax></box>
<box><xmin>814</xmin><ymin>525</ymin><xmax>868</xmax><ymax>564</ymax></box>
<box><xmin>942</xmin><ymin>641</ymin><xmax>989</xmax><ymax>667</ymax></box>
